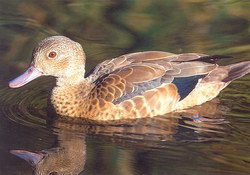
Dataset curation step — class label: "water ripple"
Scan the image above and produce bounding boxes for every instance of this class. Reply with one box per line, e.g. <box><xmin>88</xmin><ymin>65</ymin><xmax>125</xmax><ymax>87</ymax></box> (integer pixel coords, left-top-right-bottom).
<box><xmin>0</xmin><ymin>78</ymin><xmax>51</xmax><ymax>128</ymax></box>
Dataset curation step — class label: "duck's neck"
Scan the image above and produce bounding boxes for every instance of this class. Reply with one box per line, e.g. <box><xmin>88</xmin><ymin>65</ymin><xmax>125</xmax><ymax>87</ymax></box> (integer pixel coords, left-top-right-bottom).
<box><xmin>50</xmin><ymin>71</ymin><xmax>94</xmax><ymax>117</ymax></box>
<box><xmin>54</xmin><ymin>70</ymin><xmax>93</xmax><ymax>97</ymax></box>
<box><xmin>56</xmin><ymin>68</ymin><xmax>86</xmax><ymax>87</ymax></box>
<box><xmin>56</xmin><ymin>75</ymin><xmax>83</xmax><ymax>88</ymax></box>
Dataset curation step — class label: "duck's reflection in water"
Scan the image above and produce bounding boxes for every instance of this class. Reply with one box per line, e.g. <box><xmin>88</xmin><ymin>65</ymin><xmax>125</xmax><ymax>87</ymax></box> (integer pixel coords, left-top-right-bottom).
<box><xmin>11</xmin><ymin>129</ymin><xmax>86</xmax><ymax>175</ymax></box>
<box><xmin>11</xmin><ymin>99</ymin><xmax>229</xmax><ymax>175</ymax></box>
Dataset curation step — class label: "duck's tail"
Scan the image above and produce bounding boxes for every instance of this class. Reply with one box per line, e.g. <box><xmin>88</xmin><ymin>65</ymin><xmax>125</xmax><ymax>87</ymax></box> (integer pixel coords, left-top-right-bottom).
<box><xmin>222</xmin><ymin>61</ymin><xmax>250</xmax><ymax>82</ymax></box>
<box><xmin>175</xmin><ymin>60</ymin><xmax>250</xmax><ymax>111</ymax></box>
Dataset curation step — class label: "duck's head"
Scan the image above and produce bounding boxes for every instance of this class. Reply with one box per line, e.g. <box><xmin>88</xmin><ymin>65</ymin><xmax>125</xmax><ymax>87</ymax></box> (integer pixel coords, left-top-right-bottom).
<box><xmin>9</xmin><ymin>36</ymin><xmax>86</xmax><ymax>88</ymax></box>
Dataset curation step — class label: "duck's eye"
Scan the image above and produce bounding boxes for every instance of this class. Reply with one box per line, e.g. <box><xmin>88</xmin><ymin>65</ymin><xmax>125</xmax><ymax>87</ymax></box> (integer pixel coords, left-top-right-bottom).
<box><xmin>49</xmin><ymin>172</ymin><xmax>58</xmax><ymax>175</ymax></box>
<box><xmin>48</xmin><ymin>51</ymin><xmax>57</xmax><ymax>59</ymax></box>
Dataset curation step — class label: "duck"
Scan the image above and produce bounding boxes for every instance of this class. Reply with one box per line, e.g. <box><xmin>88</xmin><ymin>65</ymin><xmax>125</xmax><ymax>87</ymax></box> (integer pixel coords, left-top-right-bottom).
<box><xmin>9</xmin><ymin>36</ymin><xmax>250</xmax><ymax>121</ymax></box>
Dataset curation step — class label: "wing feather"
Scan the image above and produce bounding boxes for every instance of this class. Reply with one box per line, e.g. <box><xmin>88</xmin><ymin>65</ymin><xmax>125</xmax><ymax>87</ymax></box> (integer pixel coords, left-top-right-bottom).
<box><xmin>88</xmin><ymin>51</ymin><xmax>222</xmax><ymax>109</ymax></box>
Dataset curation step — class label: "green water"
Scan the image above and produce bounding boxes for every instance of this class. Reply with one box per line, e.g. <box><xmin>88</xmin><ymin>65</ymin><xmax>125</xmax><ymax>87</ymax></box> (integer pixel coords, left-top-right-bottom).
<box><xmin>0</xmin><ymin>0</ymin><xmax>250</xmax><ymax>175</ymax></box>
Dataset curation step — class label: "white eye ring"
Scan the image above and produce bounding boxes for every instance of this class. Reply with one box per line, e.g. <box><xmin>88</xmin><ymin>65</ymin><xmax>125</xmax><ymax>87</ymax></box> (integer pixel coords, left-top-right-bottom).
<box><xmin>48</xmin><ymin>51</ymin><xmax>57</xmax><ymax>59</ymax></box>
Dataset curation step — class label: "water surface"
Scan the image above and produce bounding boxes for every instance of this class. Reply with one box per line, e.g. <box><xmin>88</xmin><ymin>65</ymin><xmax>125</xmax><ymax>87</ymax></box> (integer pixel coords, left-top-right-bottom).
<box><xmin>0</xmin><ymin>0</ymin><xmax>250</xmax><ymax>175</ymax></box>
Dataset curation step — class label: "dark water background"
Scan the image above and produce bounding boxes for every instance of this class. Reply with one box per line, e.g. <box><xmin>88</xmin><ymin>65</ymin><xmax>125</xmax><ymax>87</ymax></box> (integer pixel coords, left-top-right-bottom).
<box><xmin>0</xmin><ymin>0</ymin><xmax>250</xmax><ymax>175</ymax></box>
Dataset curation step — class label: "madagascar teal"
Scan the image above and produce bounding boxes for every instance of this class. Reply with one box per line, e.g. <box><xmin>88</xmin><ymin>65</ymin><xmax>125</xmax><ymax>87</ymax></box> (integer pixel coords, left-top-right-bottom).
<box><xmin>9</xmin><ymin>36</ymin><xmax>250</xmax><ymax>120</ymax></box>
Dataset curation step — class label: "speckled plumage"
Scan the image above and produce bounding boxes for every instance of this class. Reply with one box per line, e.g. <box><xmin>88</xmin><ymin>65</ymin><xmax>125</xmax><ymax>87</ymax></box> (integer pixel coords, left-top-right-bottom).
<box><xmin>9</xmin><ymin>36</ymin><xmax>250</xmax><ymax>120</ymax></box>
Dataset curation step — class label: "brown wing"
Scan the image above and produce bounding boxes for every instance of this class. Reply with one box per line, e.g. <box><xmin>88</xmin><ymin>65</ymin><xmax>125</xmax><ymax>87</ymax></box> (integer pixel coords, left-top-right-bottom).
<box><xmin>88</xmin><ymin>52</ymin><xmax>224</xmax><ymax>81</ymax></box>
<box><xmin>88</xmin><ymin>51</ymin><xmax>219</xmax><ymax>118</ymax></box>
<box><xmin>87</xmin><ymin>51</ymin><xmax>176</xmax><ymax>82</ymax></box>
